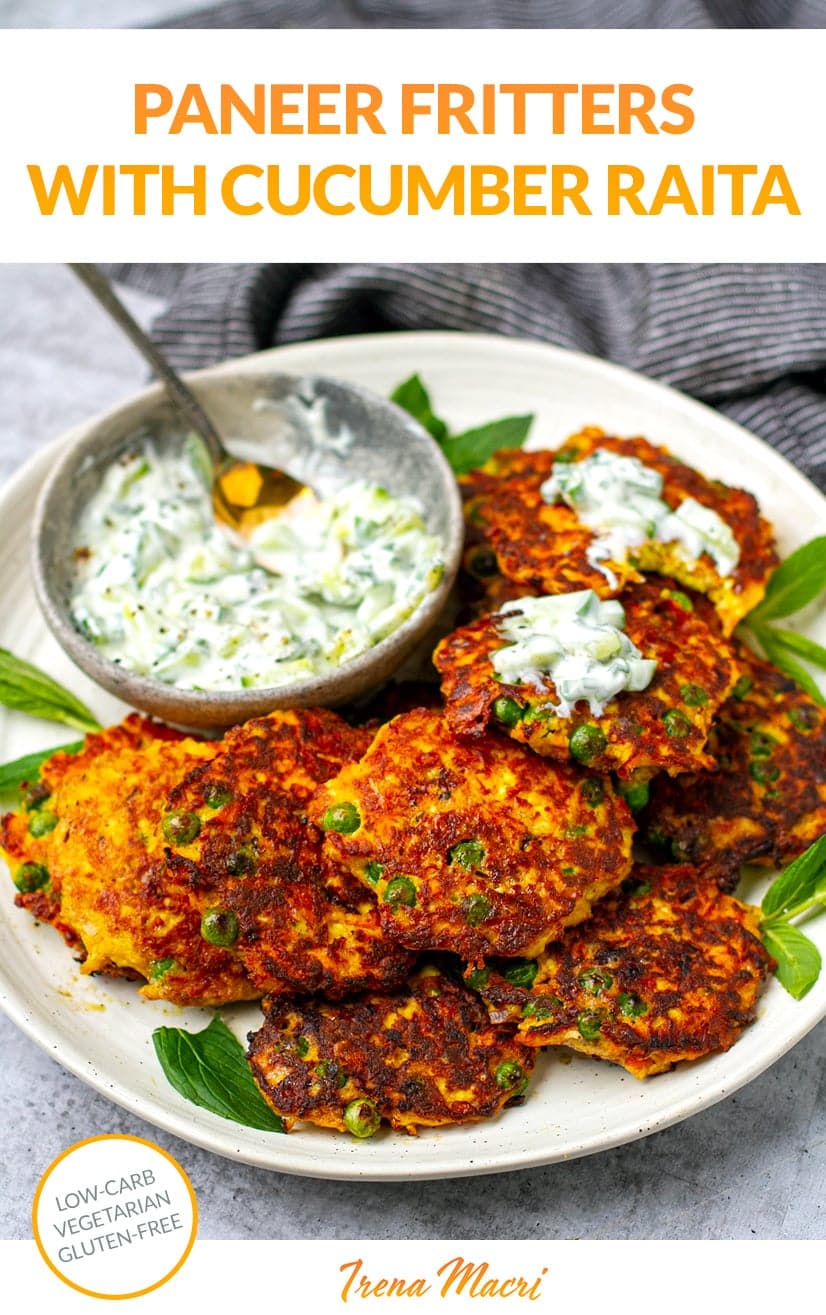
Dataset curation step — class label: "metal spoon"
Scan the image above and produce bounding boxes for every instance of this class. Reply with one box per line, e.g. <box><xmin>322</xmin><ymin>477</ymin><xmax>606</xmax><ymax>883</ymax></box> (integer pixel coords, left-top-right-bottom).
<box><xmin>69</xmin><ymin>263</ymin><xmax>310</xmax><ymax>536</ymax></box>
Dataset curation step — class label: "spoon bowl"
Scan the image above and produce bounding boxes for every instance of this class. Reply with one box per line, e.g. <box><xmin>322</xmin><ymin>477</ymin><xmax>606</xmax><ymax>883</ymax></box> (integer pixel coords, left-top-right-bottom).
<box><xmin>32</xmin><ymin>364</ymin><xmax>463</xmax><ymax>729</ymax></box>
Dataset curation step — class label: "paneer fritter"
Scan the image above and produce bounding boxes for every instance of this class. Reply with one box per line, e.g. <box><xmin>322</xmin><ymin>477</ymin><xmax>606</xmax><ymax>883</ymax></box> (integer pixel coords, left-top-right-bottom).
<box><xmin>643</xmin><ymin>644</ymin><xmax>826</xmax><ymax>888</ymax></box>
<box><xmin>247</xmin><ymin>965</ymin><xmax>536</xmax><ymax>1134</ymax></box>
<box><xmin>468</xmin><ymin>865</ymin><xmax>771</xmax><ymax>1077</ymax></box>
<box><xmin>0</xmin><ymin>716</ymin><xmax>258</xmax><ymax>1006</ymax></box>
<box><xmin>308</xmin><ymin>707</ymin><xmax>635</xmax><ymax>962</ymax></box>
<box><xmin>163</xmin><ymin>708</ymin><xmax>415</xmax><ymax>999</ymax></box>
<box><xmin>435</xmin><ymin>581</ymin><xmax>740</xmax><ymax>780</ymax></box>
<box><xmin>462</xmin><ymin>430</ymin><xmax>777</xmax><ymax>634</ymax></box>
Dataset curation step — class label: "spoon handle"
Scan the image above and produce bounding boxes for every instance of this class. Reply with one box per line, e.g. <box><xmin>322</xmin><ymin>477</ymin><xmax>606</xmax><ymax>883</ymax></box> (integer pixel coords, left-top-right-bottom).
<box><xmin>69</xmin><ymin>263</ymin><xmax>227</xmax><ymax>465</ymax></box>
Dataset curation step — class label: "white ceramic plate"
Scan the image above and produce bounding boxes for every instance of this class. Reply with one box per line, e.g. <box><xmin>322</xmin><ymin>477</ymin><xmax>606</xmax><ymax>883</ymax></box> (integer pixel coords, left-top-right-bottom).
<box><xmin>1</xmin><ymin>331</ymin><xmax>825</xmax><ymax>1181</ymax></box>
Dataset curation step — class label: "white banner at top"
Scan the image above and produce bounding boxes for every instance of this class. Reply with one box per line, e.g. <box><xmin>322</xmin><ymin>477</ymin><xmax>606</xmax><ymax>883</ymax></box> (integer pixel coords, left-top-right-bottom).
<box><xmin>0</xmin><ymin>28</ymin><xmax>822</xmax><ymax>262</ymax></box>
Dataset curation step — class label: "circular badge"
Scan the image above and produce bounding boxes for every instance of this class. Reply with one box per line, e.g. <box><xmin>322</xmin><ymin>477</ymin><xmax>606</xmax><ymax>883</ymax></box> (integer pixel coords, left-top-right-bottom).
<box><xmin>32</xmin><ymin>1134</ymin><xmax>197</xmax><ymax>1300</ymax></box>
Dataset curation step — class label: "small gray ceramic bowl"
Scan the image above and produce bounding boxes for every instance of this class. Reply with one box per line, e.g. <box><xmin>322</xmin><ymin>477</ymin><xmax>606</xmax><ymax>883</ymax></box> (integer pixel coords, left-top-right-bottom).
<box><xmin>32</xmin><ymin>366</ymin><xmax>463</xmax><ymax>729</ymax></box>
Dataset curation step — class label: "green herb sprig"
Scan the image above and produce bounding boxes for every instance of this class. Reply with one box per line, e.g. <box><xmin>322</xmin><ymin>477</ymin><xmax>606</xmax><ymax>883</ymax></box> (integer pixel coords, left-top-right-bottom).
<box><xmin>760</xmin><ymin>835</ymin><xmax>826</xmax><ymax>999</ymax></box>
<box><xmin>739</xmin><ymin>538</ymin><xmax>826</xmax><ymax>706</ymax></box>
<box><xmin>0</xmin><ymin>649</ymin><xmax>101</xmax><ymax>733</ymax></box>
<box><xmin>390</xmin><ymin>373</ymin><xmax>534</xmax><ymax>476</ymax></box>
<box><xmin>152</xmin><ymin>1015</ymin><xmax>284</xmax><ymax>1133</ymax></box>
<box><xmin>0</xmin><ymin>742</ymin><xmax>84</xmax><ymax>797</ymax></box>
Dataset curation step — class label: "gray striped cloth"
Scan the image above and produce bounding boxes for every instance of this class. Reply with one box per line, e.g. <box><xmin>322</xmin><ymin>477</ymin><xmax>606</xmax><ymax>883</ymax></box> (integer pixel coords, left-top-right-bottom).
<box><xmin>112</xmin><ymin>263</ymin><xmax>826</xmax><ymax>492</ymax></box>
<box><xmin>118</xmin><ymin>0</ymin><xmax>826</xmax><ymax>493</ymax></box>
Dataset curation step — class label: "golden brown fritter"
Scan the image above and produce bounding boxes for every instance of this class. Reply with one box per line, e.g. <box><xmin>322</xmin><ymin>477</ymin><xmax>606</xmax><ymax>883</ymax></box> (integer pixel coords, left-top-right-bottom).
<box><xmin>0</xmin><ymin>716</ymin><xmax>257</xmax><ymax>1006</ymax></box>
<box><xmin>643</xmin><ymin>644</ymin><xmax>826</xmax><ymax>888</ymax></box>
<box><xmin>247</xmin><ymin>965</ymin><xmax>536</xmax><ymax>1135</ymax></box>
<box><xmin>468</xmin><ymin>865</ymin><xmax>772</xmax><ymax>1078</ymax></box>
<box><xmin>163</xmin><ymin>708</ymin><xmax>414</xmax><ymax>999</ymax></box>
<box><xmin>308</xmin><ymin>707</ymin><xmax>635</xmax><ymax>962</ymax></box>
<box><xmin>435</xmin><ymin>581</ymin><xmax>740</xmax><ymax>780</ymax></box>
<box><xmin>463</xmin><ymin>430</ymin><xmax>777</xmax><ymax>633</ymax></box>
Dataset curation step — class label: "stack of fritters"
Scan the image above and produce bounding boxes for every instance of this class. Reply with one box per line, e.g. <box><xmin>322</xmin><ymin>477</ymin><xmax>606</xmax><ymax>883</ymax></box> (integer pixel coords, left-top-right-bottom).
<box><xmin>3</xmin><ymin>427</ymin><xmax>822</xmax><ymax>1140</ymax></box>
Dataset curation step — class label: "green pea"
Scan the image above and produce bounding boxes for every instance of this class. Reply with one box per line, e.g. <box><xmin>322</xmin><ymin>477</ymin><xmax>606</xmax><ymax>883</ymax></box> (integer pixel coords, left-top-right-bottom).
<box><xmin>225</xmin><ymin>846</ymin><xmax>256</xmax><ymax>876</ymax></box>
<box><xmin>522</xmin><ymin>999</ymin><xmax>554</xmax><ymax>1020</ymax></box>
<box><xmin>750</xmin><ymin>762</ymin><xmax>780</xmax><ymax>784</ymax></box>
<box><xmin>749</xmin><ymin>731</ymin><xmax>776</xmax><ymax>759</ymax></box>
<box><xmin>623</xmin><ymin>876</ymin><xmax>652</xmax><ymax>898</ymax></box>
<box><xmin>581</xmin><ymin>778</ymin><xmax>604</xmax><ymax>807</ymax></box>
<box><xmin>321</xmin><ymin>802</ymin><xmax>361</xmax><ymax>834</ymax></box>
<box><xmin>343</xmin><ymin>1097</ymin><xmax>381</xmax><ymax>1139</ymax></box>
<box><xmin>579</xmin><ymin>969</ymin><xmax>613</xmax><ymax>995</ymax></box>
<box><xmin>618</xmin><ymin>780</ymin><xmax>650</xmax><ymax>813</ymax></box>
<box><xmin>731</xmin><ymin>675</ymin><xmax>753</xmax><ymax>701</ymax></box>
<box><xmin>789</xmin><ymin>705</ymin><xmax>819</xmax><ymax>733</ymax></box>
<box><xmin>204</xmin><ymin>784</ymin><xmax>232</xmax><ymax>809</ymax></box>
<box><xmin>316</xmin><ymin>1060</ymin><xmax>347</xmax><ymax>1088</ymax></box>
<box><xmin>494</xmin><ymin>1060</ymin><xmax>528</xmax><ymax>1097</ymax></box>
<box><xmin>662</xmin><ymin>708</ymin><xmax>692</xmax><ymax>739</ymax></box>
<box><xmin>493</xmin><ymin>697</ymin><xmax>523</xmax><ymax>728</ymax></box>
<box><xmin>462</xmin><ymin>893</ymin><xmax>492</xmax><ymax>926</ymax></box>
<box><xmin>577</xmin><ymin>1010</ymin><xmax>605</xmax><ymax>1040</ymax></box>
<box><xmin>295</xmin><ymin>1036</ymin><xmax>309</xmax><ymax>1058</ymax></box>
<box><xmin>502</xmin><ymin>959</ymin><xmax>538</xmax><ymax>989</ymax></box>
<box><xmin>565</xmin><ymin>824</ymin><xmax>588</xmax><ymax>838</ymax></box>
<box><xmin>364</xmin><ymin>861</ymin><xmax>383</xmax><ymax>886</ymax></box>
<box><xmin>28</xmin><ymin>810</ymin><xmax>58</xmax><ymax>838</ymax></box>
<box><xmin>680</xmin><ymin>684</ymin><xmax>709</xmax><ymax>707</ymax></box>
<box><xmin>617</xmin><ymin>992</ymin><xmax>648</xmax><ymax>1018</ymax></box>
<box><xmin>383</xmin><ymin>876</ymin><xmax>417</xmax><ymax>908</ymax></box>
<box><xmin>468</xmin><ymin>547</ymin><xmax>499</xmax><ymax>578</ymax></box>
<box><xmin>13</xmin><ymin>862</ymin><xmax>49</xmax><ymax>893</ymax></box>
<box><xmin>448</xmin><ymin>839</ymin><xmax>485</xmax><ymax>868</ymax></box>
<box><xmin>569</xmin><ymin>724</ymin><xmax>607</xmax><ymax>764</ymax></box>
<box><xmin>149</xmin><ymin>957</ymin><xmax>175</xmax><ymax>980</ymax></box>
<box><xmin>561</xmin><ymin>865</ymin><xmax>577</xmax><ymax>876</ymax></box>
<box><xmin>200</xmin><ymin>908</ymin><xmax>238</xmax><ymax>947</ymax></box>
<box><xmin>466</xmin><ymin>967</ymin><xmax>490</xmax><ymax>991</ymax></box>
<box><xmin>665</xmin><ymin>590</ymin><xmax>693</xmax><ymax>612</ymax></box>
<box><xmin>162</xmin><ymin>811</ymin><xmax>201</xmax><ymax>845</ymax></box>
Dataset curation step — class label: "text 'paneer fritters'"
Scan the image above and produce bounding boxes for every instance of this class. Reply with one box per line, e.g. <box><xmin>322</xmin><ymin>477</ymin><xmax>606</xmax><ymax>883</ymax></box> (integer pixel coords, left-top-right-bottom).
<box><xmin>643</xmin><ymin>643</ymin><xmax>826</xmax><ymax>888</ymax></box>
<box><xmin>163</xmin><ymin>708</ymin><xmax>415</xmax><ymax>1000</ymax></box>
<box><xmin>248</xmin><ymin>965</ymin><xmax>536</xmax><ymax>1134</ymax></box>
<box><xmin>308</xmin><ymin>707</ymin><xmax>635</xmax><ymax>962</ymax></box>
<box><xmin>0</xmin><ymin>715</ymin><xmax>259</xmax><ymax>1007</ymax></box>
<box><xmin>468</xmin><ymin>865</ymin><xmax>771</xmax><ymax>1077</ymax></box>
<box><xmin>462</xmin><ymin>430</ymin><xmax>777</xmax><ymax>633</ymax></box>
<box><xmin>435</xmin><ymin>581</ymin><xmax>740</xmax><ymax>780</ymax></box>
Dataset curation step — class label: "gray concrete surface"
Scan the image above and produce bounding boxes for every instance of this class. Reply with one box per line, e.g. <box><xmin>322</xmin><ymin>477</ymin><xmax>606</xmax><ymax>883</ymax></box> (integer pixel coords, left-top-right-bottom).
<box><xmin>0</xmin><ymin>263</ymin><xmax>824</xmax><ymax>1241</ymax></box>
<box><xmin>0</xmin><ymin>0</ymin><xmax>208</xmax><ymax>26</ymax></box>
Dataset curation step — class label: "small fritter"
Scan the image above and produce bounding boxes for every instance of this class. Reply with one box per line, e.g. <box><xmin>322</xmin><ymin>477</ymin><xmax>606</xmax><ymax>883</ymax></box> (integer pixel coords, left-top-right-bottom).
<box><xmin>163</xmin><ymin>708</ymin><xmax>414</xmax><ymax>999</ymax></box>
<box><xmin>469</xmin><ymin>865</ymin><xmax>772</xmax><ymax>1077</ymax></box>
<box><xmin>308</xmin><ymin>707</ymin><xmax>635</xmax><ymax>961</ymax></box>
<box><xmin>247</xmin><ymin>965</ymin><xmax>536</xmax><ymax>1135</ymax></box>
<box><xmin>643</xmin><ymin>644</ymin><xmax>826</xmax><ymax>888</ymax></box>
<box><xmin>435</xmin><ymin>581</ymin><xmax>740</xmax><ymax>780</ymax></box>
<box><xmin>463</xmin><ymin>430</ymin><xmax>777</xmax><ymax>633</ymax></box>
<box><xmin>0</xmin><ymin>716</ymin><xmax>257</xmax><ymax>1006</ymax></box>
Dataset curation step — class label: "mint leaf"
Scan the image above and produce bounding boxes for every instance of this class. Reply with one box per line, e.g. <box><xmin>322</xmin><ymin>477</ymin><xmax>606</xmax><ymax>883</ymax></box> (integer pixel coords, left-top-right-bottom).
<box><xmin>761</xmin><ymin>627</ymin><xmax>826</xmax><ymax>672</ymax></box>
<box><xmin>749</xmin><ymin>537</ymin><xmax>826</xmax><ymax>623</ymax></box>
<box><xmin>754</xmin><ymin>628</ymin><xmax>826</xmax><ymax>706</ymax></box>
<box><xmin>761</xmin><ymin>835</ymin><xmax>826</xmax><ymax>922</ymax></box>
<box><xmin>152</xmin><ymin>1016</ymin><xmax>284</xmax><ymax>1133</ymax></box>
<box><xmin>0</xmin><ymin>649</ymin><xmax>101</xmax><ymax>733</ymax></box>
<box><xmin>0</xmin><ymin>742</ymin><xmax>84</xmax><ymax>797</ymax></box>
<box><xmin>390</xmin><ymin>374</ymin><xmax>448</xmax><ymax>444</ymax></box>
<box><xmin>762</xmin><ymin>923</ymin><xmax>823</xmax><ymax>1000</ymax></box>
<box><xmin>441</xmin><ymin>414</ymin><xmax>535</xmax><ymax>477</ymax></box>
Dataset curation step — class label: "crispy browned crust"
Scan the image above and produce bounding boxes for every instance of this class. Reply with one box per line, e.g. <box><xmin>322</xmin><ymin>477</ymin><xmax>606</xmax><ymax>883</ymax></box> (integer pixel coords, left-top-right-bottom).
<box><xmin>462</xmin><ymin>430</ymin><xmax>777</xmax><ymax>634</ymax></box>
<box><xmin>248</xmin><ymin>966</ymin><xmax>536</xmax><ymax>1134</ymax></box>
<box><xmin>471</xmin><ymin>865</ymin><xmax>772</xmax><ymax>1078</ymax></box>
<box><xmin>163</xmin><ymin>708</ymin><xmax>414</xmax><ymax>1000</ymax></box>
<box><xmin>643</xmin><ymin>644</ymin><xmax>826</xmax><ymax>888</ymax></box>
<box><xmin>435</xmin><ymin>580</ymin><xmax>740</xmax><ymax>779</ymax></box>
<box><xmin>308</xmin><ymin>707</ymin><xmax>635</xmax><ymax>961</ymax></box>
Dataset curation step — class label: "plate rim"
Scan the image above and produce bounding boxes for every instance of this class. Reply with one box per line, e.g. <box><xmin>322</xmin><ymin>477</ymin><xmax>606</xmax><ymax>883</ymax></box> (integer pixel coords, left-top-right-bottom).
<box><xmin>1</xmin><ymin>328</ymin><xmax>825</xmax><ymax>1181</ymax></box>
